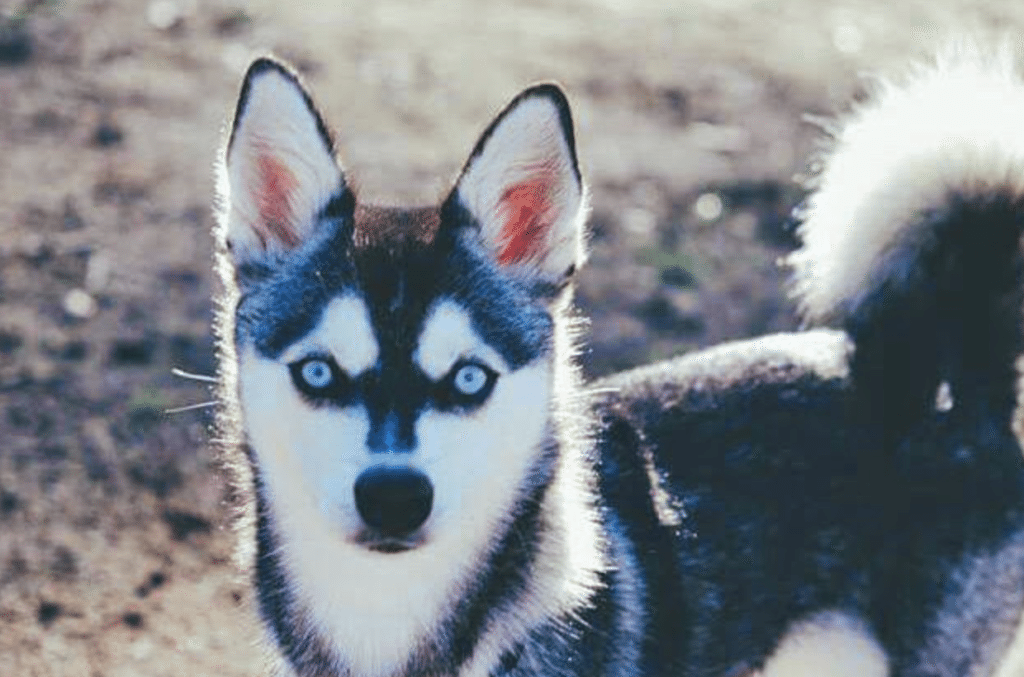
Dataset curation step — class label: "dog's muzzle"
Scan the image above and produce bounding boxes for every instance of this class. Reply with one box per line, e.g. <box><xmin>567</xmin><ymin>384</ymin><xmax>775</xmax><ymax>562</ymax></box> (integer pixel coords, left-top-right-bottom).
<box><xmin>354</xmin><ymin>466</ymin><xmax>433</xmax><ymax>541</ymax></box>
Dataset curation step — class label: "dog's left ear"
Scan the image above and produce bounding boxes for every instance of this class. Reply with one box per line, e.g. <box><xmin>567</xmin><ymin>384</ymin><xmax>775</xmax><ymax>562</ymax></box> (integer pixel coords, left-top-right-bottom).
<box><xmin>218</xmin><ymin>58</ymin><xmax>350</xmax><ymax>268</ymax></box>
<box><xmin>446</xmin><ymin>84</ymin><xmax>586</xmax><ymax>282</ymax></box>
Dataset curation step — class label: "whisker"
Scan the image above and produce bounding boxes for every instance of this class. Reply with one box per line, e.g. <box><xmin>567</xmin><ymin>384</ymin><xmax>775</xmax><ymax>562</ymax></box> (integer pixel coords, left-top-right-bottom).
<box><xmin>171</xmin><ymin>367</ymin><xmax>218</xmax><ymax>384</ymax></box>
<box><xmin>165</xmin><ymin>400</ymin><xmax>218</xmax><ymax>415</ymax></box>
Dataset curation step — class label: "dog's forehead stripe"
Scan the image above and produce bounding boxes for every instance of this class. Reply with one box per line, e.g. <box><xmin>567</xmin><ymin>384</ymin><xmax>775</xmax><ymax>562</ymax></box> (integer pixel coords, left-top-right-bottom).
<box><xmin>415</xmin><ymin>300</ymin><xmax>507</xmax><ymax>380</ymax></box>
<box><xmin>281</xmin><ymin>294</ymin><xmax>379</xmax><ymax>374</ymax></box>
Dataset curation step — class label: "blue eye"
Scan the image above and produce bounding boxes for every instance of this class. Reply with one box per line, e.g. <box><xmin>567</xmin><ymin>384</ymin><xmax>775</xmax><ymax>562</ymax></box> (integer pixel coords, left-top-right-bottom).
<box><xmin>300</xmin><ymin>359</ymin><xmax>334</xmax><ymax>389</ymax></box>
<box><xmin>453</xmin><ymin>363</ymin><xmax>488</xmax><ymax>395</ymax></box>
<box><xmin>289</xmin><ymin>357</ymin><xmax>352</xmax><ymax>403</ymax></box>
<box><xmin>434</xmin><ymin>361</ymin><xmax>496</xmax><ymax>410</ymax></box>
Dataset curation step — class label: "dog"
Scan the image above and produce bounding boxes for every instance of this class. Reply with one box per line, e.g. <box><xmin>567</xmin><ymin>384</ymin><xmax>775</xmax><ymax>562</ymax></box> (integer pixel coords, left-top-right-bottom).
<box><xmin>213</xmin><ymin>51</ymin><xmax>1024</xmax><ymax>677</ymax></box>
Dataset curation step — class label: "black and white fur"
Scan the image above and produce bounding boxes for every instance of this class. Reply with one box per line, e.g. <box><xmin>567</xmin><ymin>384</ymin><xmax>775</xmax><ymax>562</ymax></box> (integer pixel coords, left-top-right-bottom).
<box><xmin>214</xmin><ymin>52</ymin><xmax>1024</xmax><ymax>677</ymax></box>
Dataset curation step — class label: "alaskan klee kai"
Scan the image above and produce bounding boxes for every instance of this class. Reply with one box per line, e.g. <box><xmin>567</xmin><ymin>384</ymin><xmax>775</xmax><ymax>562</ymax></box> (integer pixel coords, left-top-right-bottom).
<box><xmin>213</xmin><ymin>53</ymin><xmax>1024</xmax><ymax>677</ymax></box>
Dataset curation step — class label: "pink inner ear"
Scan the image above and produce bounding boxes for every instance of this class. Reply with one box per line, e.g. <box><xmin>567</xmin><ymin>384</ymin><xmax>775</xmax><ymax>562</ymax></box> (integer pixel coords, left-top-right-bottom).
<box><xmin>255</xmin><ymin>153</ymin><xmax>301</xmax><ymax>249</ymax></box>
<box><xmin>497</xmin><ymin>177</ymin><xmax>555</xmax><ymax>265</ymax></box>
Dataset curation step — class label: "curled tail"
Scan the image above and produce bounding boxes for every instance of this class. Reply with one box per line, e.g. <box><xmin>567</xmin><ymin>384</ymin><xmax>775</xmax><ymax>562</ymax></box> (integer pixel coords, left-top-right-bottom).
<box><xmin>788</xmin><ymin>47</ymin><xmax>1024</xmax><ymax>440</ymax></box>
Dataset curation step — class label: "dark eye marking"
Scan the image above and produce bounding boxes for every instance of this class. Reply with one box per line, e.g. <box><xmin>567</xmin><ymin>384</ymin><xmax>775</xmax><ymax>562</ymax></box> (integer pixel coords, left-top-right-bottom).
<box><xmin>435</xmin><ymin>360</ymin><xmax>498</xmax><ymax>410</ymax></box>
<box><xmin>288</xmin><ymin>356</ymin><xmax>353</xmax><ymax>402</ymax></box>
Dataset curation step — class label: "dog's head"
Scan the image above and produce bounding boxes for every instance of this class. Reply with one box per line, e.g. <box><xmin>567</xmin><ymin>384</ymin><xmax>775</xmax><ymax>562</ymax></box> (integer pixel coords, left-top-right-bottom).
<box><xmin>216</xmin><ymin>58</ymin><xmax>587</xmax><ymax>557</ymax></box>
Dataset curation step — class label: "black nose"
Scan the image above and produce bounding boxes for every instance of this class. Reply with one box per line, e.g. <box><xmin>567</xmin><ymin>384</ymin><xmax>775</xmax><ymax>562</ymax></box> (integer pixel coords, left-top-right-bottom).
<box><xmin>354</xmin><ymin>466</ymin><xmax>433</xmax><ymax>537</ymax></box>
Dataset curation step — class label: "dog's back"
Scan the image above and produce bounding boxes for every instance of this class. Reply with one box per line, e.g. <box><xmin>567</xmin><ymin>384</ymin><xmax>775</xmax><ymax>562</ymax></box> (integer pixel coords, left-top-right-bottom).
<box><xmin>594</xmin><ymin>49</ymin><xmax>1024</xmax><ymax>677</ymax></box>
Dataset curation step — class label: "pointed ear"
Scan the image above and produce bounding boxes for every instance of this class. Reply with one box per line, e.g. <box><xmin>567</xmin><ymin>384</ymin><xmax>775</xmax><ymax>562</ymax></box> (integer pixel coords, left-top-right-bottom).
<box><xmin>218</xmin><ymin>57</ymin><xmax>351</xmax><ymax>266</ymax></box>
<box><xmin>447</xmin><ymin>84</ymin><xmax>587</xmax><ymax>281</ymax></box>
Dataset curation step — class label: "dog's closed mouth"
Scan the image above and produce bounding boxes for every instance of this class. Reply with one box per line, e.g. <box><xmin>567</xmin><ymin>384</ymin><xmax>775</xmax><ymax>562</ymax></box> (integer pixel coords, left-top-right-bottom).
<box><xmin>367</xmin><ymin>541</ymin><xmax>413</xmax><ymax>554</ymax></box>
<box><xmin>355</xmin><ymin>531</ymin><xmax>424</xmax><ymax>554</ymax></box>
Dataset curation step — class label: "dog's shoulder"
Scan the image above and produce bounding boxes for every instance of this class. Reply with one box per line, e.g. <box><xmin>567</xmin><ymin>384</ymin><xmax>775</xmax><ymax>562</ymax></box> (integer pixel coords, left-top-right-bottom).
<box><xmin>591</xmin><ymin>329</ymin><xmax>862</xmax><ymax>490</ymax></box>
<box><xmin>593</xmin><ymin>328</ymin><xmax>852</xmax><ymax>429</ymax></box>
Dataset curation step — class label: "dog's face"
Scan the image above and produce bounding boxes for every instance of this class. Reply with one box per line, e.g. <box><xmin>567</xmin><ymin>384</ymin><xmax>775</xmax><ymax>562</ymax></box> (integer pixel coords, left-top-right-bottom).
<box><xmin>218</xmin><ymin>59</ymin><xmax>586</xmax><ymax>561</ymax></box>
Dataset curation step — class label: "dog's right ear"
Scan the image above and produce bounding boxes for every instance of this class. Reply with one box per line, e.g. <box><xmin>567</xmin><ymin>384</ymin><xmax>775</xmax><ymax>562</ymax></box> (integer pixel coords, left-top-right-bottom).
<box><xmin>217</xmin><ymin>58</ymin><xmax>351</xmax><ymax>268</ymax></box>
<box><xmin>444</xmin><ymin>84</ymin><xmax>587</xmax><ymax>285</ymax></box>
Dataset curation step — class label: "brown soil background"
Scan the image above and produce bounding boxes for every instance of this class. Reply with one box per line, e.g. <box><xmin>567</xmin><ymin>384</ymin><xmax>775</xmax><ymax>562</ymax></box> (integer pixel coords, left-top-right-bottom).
<box><xmin>3</xmin><ymin>1</ymin><xmax>1024</xmax><ymax>675</ymax></box>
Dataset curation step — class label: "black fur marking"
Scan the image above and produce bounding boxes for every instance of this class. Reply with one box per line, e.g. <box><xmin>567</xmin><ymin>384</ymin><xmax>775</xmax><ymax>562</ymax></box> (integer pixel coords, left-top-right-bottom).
<box><xmin>496</xmin><ymin>645</ymin><xmax>523</xmax><ymax>674</ymax></box>
<box><xmin>486</xmin><ymin>567</ymin><xmax>624</xmax><ymax>677</ymax></box>
<box><xmin>238</xmin><ymin>223</ymin><xmax>357</xmax><ymax>357</ymax></box>
<box><xmin>848</xmin><ymin>193</ymin><xmax>1024</xmax><ymax>447</ymax></box>
<box><xmin>433</xmin><ymin>443</ymin><xmax>558</xmax><ymax>675</ymax></box>
<box><xmin>320</xmin><ymin>188</ymin><xmax>357</xmax><ymax>223</ymax></box>
<box><xmin>597</xmin><ymin>418</ymin><xmax>688</xmax><ymax>673</ymax></box>
<box><xmin>254</xmin><ymin>474</ymin><xmax>343</xmax><ymax>677</ymax></box>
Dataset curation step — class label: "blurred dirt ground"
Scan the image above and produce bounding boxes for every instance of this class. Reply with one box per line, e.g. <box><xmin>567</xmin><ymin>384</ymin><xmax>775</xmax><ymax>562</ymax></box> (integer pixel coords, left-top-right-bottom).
<box><xmin>3</xmin><ymin>1</ymin><xmax>1024</xmax><ymax>675</ymax></box>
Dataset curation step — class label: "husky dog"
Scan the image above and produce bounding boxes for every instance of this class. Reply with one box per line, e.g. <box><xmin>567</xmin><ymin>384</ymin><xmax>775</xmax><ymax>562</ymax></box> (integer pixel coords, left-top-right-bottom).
<box><xmin>214</xmin><ymin>58</ymin><xmax>630</xmax><ymax>677</ymax></box>
<box><xmin>214</xmin><ymin>52</ymin><xmax>1024</xmax><ymax>677</ymax></box>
